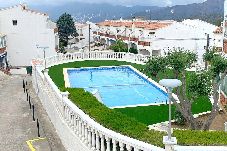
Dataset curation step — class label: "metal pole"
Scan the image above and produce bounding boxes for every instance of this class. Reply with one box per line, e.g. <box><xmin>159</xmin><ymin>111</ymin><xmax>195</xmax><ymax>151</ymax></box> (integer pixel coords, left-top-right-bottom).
<box><xmin>26</xmin><ymin>92</ymin><xmax>29</xmax><ymax>101</ymax></box>
<box><xmin>44</xmin><ymin>49</ymin><xmax>46</xmax><ymax>70</ymax></box>
<box><xmin>205</xmin><ymin>34</ymin><xmax>210</xmax><ymax>70</ymax></box>
<box><xmin>32</xmin><ymin>105</ymin><xmax>35</xmax><ymax>121</ymax></box>
<box><xmin>29</xmin><ymin>96</ymin><xmax>31</xmax><ymax>109</ymax></box>
<box><xmin>23</xmin><ymin>80</ymin><xmax>25</xmax><ymax>93</ymax></box>
<box><xmin>37</xmin><ymin>119</ymin><xmax>40</xmax><ymax>137</ymax></box>
<box><xmin>89</xmin><ymin>24</ymin><xmax>91</xmax><ymax>52</ymax></box>
<box><xmin>168</xmin><ymin>88</ymin><xmax>172</xmax><ymax>140</ymax></box>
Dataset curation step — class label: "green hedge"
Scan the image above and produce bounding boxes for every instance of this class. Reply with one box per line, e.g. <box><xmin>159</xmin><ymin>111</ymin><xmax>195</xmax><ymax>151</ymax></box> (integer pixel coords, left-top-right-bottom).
<box><xmin>67</xmin><ymin>88</ymin><xmax>165</xmax><ymax>147</ymax></box>
<box><xmin>174</xmin><ymin>130</ymin><xmax>227</xmax><ymax>146</ymax></box>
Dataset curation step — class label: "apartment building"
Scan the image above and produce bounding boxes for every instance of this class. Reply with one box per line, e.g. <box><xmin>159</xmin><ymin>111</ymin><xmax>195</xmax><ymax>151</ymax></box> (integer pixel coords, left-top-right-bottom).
<box><xmin>94</xmin><ymin>19</ymin><xmax>219</xmax><ymax>65</ymax></box>
<box><xmin>0</xmin><ymin>4</ymin><xmax>58</xmax><ymax>66</ymax></box>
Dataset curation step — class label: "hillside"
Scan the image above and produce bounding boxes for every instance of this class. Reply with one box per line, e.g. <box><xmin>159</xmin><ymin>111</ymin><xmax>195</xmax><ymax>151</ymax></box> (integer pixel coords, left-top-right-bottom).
<box><xmin>31</xmin><ymin>0</ymin><xmax>223</xmax><ymax>25</ymax></box>
<box><xmin>133</xmin><ymin>0</ymin><xmax>224</xmax><ymax>25</ymax></box>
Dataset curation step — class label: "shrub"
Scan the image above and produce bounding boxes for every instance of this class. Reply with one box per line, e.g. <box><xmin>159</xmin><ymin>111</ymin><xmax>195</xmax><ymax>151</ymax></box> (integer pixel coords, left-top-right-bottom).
<box><xmin>174</xmin><ymin>130</ymin><xmax>227</xmax><ymax>146</ymax></box>
<box><xmin>174</xmin><ymin>110</ymin><xmax>186</xmax><ymax>125</ymax></box>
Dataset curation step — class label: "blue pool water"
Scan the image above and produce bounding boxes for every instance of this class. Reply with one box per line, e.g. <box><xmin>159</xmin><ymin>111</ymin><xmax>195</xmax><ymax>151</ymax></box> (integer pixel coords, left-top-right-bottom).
<box><xmin>67</xmin><ymin>66</ymin><xmax>168</xmax><ymax>108</ymax></box>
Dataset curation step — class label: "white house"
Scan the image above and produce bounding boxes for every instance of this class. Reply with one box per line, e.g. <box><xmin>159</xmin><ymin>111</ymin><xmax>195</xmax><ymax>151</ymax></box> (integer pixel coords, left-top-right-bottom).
<box><xmin>152</xmin><ymin>20</ymin><xmax>218</xmax><ymax>65</ymax></box>
<box><xmin>68</xmin><ymin>22</ymin><xmax>98</xmax><ymax>51</ymax></box>
<box><xmin>0</xmin><ymin>4</ymin><xmax>58</xmax><ymax>66</ymax></box>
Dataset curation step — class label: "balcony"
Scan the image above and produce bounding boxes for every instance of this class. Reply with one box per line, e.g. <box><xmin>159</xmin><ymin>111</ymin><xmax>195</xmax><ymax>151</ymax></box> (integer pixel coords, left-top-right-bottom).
<box><xmin>130</xmin><ymin>37</ymin><xmax>139</xmax><ymax>42</ymax></box>
<box><xmin>108</xmin><ymin>35</ymin><xmax>116</xmax><ymax>39</ymax></box>
<box><xmin>0</xmin><ymin>47</ymin><xmax>6</xmax><ymax>54</ymax></box>
<box><xmin>0</xmin><ymin>35</ymin><xmax>6</xmax><ymax>53</ymax></box>
<box><xmin>138</xmin><ymin>41</ymin><xmax>151</xmax><ymax>46</ymax></box>
<box><xmin>99</xmin><ymin>33</ymin><xmax>105</xmax><ymax>36</ymax></box>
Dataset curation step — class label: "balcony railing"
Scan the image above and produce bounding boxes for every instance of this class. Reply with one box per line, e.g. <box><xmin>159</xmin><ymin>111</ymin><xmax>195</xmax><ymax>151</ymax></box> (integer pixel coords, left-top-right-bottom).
<box><xmin>0</xmin><ymin>47</ymin><xmax>6</xmax><ymax>54</ymax></box>
<box><xmin>138</xmin><ymin>41</ymin><xmax>151</xmax><ymax>46</ymax></box>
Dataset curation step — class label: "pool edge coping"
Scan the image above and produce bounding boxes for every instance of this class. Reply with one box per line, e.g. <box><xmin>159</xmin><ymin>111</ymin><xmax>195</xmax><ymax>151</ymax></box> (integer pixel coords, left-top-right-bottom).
<box><xmin>64</xmin><ymin>65</ymin><xmax>179</xmax><ymax>108</ymax></box>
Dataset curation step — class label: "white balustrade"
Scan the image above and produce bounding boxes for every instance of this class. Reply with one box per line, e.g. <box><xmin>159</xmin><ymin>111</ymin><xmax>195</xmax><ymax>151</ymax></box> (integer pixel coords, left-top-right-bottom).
<box><xmin>95</xmin><ymin>131</ymin><xmax>100</xmax><ymax>151</ymax></box>
<box><xmin>32</xmin><ymin>52</ymin><xmax>165</xmax><ymax>151</ymax></box>
<box><xmin>100</xmin><ymin>134</ymin><xmax>105</xmax><ymax>151</ymax></box>
<box><xmin>91</xmin><ymin>129</ymin><xmax>96</xmax><ymax>150</ymax></box>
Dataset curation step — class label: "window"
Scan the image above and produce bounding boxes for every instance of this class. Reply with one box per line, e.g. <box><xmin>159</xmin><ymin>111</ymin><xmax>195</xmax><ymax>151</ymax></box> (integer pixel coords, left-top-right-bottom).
<box><xmin>12</xmin><ymin>20</ymin><xmax>17</xmax><ymax>26</ymax></box>
<box><xmin>149</xmin><ymin>32</ymin><xmax>155</xmax><ymax>35</ymax></box>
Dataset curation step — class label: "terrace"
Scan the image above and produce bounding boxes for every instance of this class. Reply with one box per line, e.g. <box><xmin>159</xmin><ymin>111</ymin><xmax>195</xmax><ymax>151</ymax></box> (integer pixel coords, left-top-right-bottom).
<box><xmin>32</xmin><ymin>51</ymin><xmax>227</xmax><ymax>151</ymax></box>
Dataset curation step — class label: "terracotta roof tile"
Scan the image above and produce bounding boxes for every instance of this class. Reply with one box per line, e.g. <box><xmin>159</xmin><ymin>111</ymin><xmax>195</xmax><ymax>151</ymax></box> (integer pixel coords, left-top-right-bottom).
<box><xmin>97</xmin><ymin>20</ymin><xmax>171</xmax><ymax>30</ymax></box>
<box><xmin>214</xmin><ymin>27</ymin><xmax>223</xmax><ymax>34</ymax></box>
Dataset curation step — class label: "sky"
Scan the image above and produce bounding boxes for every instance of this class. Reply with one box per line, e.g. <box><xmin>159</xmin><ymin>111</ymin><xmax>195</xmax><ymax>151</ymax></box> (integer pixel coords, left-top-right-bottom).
<box><xmin>0</xmin><ymin>0</ymin><xmax>207</xmax><ymax>7</ymax></box>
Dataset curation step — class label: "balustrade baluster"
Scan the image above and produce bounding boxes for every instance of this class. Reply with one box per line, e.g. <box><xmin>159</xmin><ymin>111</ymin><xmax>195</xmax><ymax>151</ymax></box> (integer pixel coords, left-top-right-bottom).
<box><xmin>100</xmin><ymin>134</ymin><xmax>105</xmax><ymax>151</ymax></box>
<box><xmin>91</xmin><ymin>129</ymin><xmax>96</xmax><ymax>150</ymax></box>
<box><xmin>78</xmin><ymin>119</ymin><xmax>82</xmax><ymax>138</ymax></box>
<box><xmin>106</xmin><ymin>137</ymin><xmax>111</xmax><ymax>151</ymax></box>
<box><xmin>119</xmin><ymin>142</ymin><xmax>124</xmax><ymax>151</ymax></box>
<box><xmin>126</xmin><ymin>145</ymin><xmax>132</xmax><ymax>151</ymax></box>
<box><xmin>84</xmin><ymin>124</ymin><xmax>88</xmax><ymax>145</ymax></box>
<box><xmin>70</xmin><ymin>113</ymin><xmax>74</xmax><ymax>129</ymax></box>
<box><xmin>81</xmin><ymin>122</ymin><xmax>85</xmax><ymax>142</ymax></box>
<box><xmin>76</xmin><ymin>117</ymin><xmax>79</xmax><ymax>136</ymax></box>
<box><xmin>88</xmin><ymin>127</ymin><xmax>92</xmax><ymax>148</ymax></box>
<box><xmin>95</xmin><ymin>131</ymin><xmax>100</xmax><ymax>151</ymax></box>
<box><xmin>134</xmin><ymin>148</ymin><xmax>139</xmax><ymax>151</ymax></box>
<box><xmin>75</xmin><ymin>115</ymin><xmax>79</xmax><ymax>136</ymax></box>
<box><xmin>112</xmin><ymin>139</ymin><xmax>117</xmax><ymax>151</ymax></box>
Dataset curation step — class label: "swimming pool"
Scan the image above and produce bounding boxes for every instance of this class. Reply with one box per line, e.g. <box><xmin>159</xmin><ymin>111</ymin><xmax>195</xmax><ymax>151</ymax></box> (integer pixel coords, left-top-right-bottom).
<box><xmin>65</xmin><ymin>66</ymin><xmax>168</xmax><ymax>108</ymax></box>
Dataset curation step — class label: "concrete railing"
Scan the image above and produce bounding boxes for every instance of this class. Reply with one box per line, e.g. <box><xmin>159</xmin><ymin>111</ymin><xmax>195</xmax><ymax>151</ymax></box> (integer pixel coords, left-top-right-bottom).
<box><xmin>32</xmin><ymin>51</ymin><xmax>164</xmax><ymax>151</ymax></box>
<box><xmin>43</xmin><ymin>51</ymin><xmax>150</xmax><ymax>68</ymax></box>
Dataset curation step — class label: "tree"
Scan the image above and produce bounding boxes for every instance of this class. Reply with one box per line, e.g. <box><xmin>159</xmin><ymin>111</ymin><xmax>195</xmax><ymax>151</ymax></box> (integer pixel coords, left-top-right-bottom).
<box><xmin>167</xmin><ymin>49</ymin><xmax>197</xmax><ymax>78</ymax></box>
<box><xmin>57</xmin><ymin>13</ymin><xmax>77</xmax><ymax>49</ymax></box>
<box><xmin>145</xmin><ymin>48</ymin><xmax>227</xmax><ymax>130</ymax></box>
<box><xmin>201</xmin><ymin>54</ymin><xmax>227</xmax><ymax>130</ymax></box>
<box><xmin>145</xmin><ymin>56</ymin><xmax>167</xmax><ymax>79</ymax></box>
<box><xmin>129</xmin><ymin>47</ymin><xmax>138</xmax><ymax>54</ymax></box>
<box><xmin>109</xmin><ymin>40</ymin><xmax>128</xmax><ymax>52</ymax></box>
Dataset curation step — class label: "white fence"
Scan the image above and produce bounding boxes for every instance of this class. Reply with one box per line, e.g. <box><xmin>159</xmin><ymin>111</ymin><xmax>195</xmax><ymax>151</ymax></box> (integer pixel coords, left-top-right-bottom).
<box><xmin>44</xmin><ymin>51</ymin><xmax>150</xmax><ymax>67</ymax></box>
<box><xmin>32</xmin><ymin>51</ymin><xmax>164</xmax><ymax>151</ymax></box>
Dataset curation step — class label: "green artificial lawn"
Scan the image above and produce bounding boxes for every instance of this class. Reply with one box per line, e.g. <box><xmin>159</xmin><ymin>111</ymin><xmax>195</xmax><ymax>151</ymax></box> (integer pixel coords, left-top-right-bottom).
<box><xmin>49</xmin><ymin>60</ymin><xmax>212</xmax><ymax>125</ymax></box>
<box><xmin>114</xmin><ymin>96</ymin><xmax>212</xmax><ymax>125</ymax></box>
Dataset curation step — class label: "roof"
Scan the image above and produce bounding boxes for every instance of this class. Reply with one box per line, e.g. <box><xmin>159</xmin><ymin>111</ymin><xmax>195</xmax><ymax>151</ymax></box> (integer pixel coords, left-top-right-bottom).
<box><xmin>75</xmin><ymin>23</ymin><xmax>88</xmax><ymax>28</ymax></box>
<box><xmin>0</xmin><ymin>4</ymin><xmax>48</xmax><ymax>16</ymax></box>
<box><xmin>97</xmin><ymin>20</ymin><xmax>172</xmax><ymax>30</ymax></box>
<box><xmin>213</xmin><ymin>27</ymin><xmax>223</xmax><ymax>34</ymax></box>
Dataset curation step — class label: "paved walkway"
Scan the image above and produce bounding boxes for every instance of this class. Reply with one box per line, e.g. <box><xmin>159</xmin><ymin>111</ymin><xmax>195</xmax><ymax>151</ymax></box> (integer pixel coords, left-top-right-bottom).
<box><xmin>0</xmin><ymin>75</ymin><xmax>65</xmax><ymax>151</ymax></box>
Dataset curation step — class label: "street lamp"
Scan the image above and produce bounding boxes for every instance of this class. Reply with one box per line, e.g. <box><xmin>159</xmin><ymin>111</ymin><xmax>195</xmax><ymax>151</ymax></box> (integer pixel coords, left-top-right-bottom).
<box><xmin>36</xmin><ymin>45</ymin><xmax>49</xmax><ymax>70</ymax></box>
<box><xmin>159</xmin><ymin>79</ymin><xmax>182</xmax><ymax>142</ymax></box>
